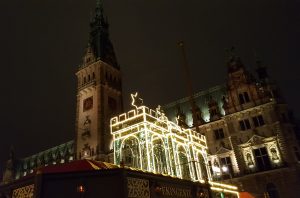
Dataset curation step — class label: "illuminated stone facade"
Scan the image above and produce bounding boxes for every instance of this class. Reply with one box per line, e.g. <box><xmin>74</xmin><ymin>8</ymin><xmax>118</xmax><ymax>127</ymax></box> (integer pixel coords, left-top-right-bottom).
<box><xmin>163</xmin><ymin>55</ymin><xmax>300</xmax><ymax>197</ymax></box>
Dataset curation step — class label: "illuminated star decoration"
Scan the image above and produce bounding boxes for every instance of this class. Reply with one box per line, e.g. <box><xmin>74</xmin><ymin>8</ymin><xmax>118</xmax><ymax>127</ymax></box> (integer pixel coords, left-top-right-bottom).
<box><xmin>131</xmin><ymin>92</ymin><xmax>143</xmax><ymax>109</ymax></box>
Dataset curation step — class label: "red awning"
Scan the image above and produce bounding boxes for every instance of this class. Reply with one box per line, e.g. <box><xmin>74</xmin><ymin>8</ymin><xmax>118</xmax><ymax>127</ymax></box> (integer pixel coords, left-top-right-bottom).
<box><xmin>239</xmin><ymin>192</ymin><xmax>256</xmax><ymax>198</ymax></box>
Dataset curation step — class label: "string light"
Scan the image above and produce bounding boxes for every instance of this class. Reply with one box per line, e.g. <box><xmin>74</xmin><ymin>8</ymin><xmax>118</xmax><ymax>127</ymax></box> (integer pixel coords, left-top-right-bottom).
<box><xmin>111</xmin><ymin>93</ymin><xmax>239</xmax><ymax>196</ymax></box>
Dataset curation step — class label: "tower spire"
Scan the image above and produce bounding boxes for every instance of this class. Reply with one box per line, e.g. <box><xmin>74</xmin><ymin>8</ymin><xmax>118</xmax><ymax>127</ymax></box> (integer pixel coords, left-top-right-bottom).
<box><xmin>95</xmin><ymin>0</ymin><xmax>104</xmax><ymax>19</ymax></box>
<box><xmin>96</xmin><ymin>0</ymin><xmax>102</xmax><ymax>7</ymax></box>
<box><xmin>88</xmin><ymin>0</ymin><xmax>119</xmax><ymax>68</ymax></box>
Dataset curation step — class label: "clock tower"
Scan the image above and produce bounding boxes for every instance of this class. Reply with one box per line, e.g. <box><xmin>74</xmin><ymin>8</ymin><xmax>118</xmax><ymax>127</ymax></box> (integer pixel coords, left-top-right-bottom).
<box><xmin>75</xmin><ymin>0</ymin><xmax>123</xmax><ymax>161</ymax></box>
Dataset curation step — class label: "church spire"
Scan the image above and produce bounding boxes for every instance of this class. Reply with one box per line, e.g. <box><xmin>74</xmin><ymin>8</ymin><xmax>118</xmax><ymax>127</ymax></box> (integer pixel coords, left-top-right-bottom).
<box><xmin>95</xmin><ymin>0</ymin><xmax>104</xmax><ymax>20</ymax></box>
<box><xmin>88</xmin><ymin>0</ymin><xmax>119</xmax><ymax>68</ymax></box>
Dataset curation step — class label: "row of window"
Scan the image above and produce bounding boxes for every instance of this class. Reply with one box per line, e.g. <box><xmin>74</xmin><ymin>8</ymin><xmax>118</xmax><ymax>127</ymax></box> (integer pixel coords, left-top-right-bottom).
<box><xmin>239</xmin><ymin>115</ymin><xmax>265</xmax><ymax>131</ymax></box>
<box><xmin>210</xmin><ymin>146</ymin><xmax>274</xmax><ymax>177</ymax></box>
<box><xmin>82</xmin><ymin>72</ymin><xmax>96</xmax><ymax>85</ymax></box>
<box><xmin>213</xmin><ymin>114</ymin><xmax>265</xmax><ymax>140</ymax></box>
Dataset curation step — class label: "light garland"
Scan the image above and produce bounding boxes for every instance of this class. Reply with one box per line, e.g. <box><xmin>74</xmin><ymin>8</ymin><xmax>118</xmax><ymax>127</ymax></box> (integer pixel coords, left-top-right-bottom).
<box><xmin>111</xmin><ymin>93</ymin><xmax>239</xmax><ymax>196</ymax></box>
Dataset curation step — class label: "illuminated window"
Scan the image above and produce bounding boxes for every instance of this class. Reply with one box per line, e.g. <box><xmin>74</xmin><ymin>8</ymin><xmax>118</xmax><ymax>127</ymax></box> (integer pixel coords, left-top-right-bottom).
<box><xmin>238</xmin><ymin>92</ymin><xmax>250</xmax><ymax>104</ymax></box>
<box><xmin>220</xmin><ymin>157</ymin><xmax>233</xmax><ymax>176</ymax></box>
<box><xmin>239</xmin><ymin>119</ymin><xmax>251</xmax><ymax>131</ymax></box>
<box><xmin>254</xmin><ymin>147</ymin><xmax>271</xmax><ymax>171</ymax></box>
<box><xmin>214</xmin><ymin>128</ymin><xmax>225</xmax><ymax>140</ymax></box>
<box><xmin>252</xmin><ymin>115</ymin><xmax>265</xmax><ymax>127</ymax></box>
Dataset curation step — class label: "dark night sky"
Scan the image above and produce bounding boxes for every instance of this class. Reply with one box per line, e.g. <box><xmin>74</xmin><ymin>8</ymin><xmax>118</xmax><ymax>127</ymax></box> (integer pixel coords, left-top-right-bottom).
<box><xmin>0</xmin><ymin>0</ymin><xmax>299</xmax><ymax>176</ymax></box>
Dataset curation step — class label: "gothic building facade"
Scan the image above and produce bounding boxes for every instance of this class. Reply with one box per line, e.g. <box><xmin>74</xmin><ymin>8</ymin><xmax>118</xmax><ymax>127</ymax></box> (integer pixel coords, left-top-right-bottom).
<box><xmin>163</xmin><ymin>53</ymin><xmax>300</xmax><ymax>197</ymax></box>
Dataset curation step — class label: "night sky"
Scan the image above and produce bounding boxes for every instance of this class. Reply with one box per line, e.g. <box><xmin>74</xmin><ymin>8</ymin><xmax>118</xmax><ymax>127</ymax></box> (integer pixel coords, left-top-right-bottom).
<box><xmin>0</xmin><ymin>0</ymin><xmax>299</xmax><ymax>176</ymax></box>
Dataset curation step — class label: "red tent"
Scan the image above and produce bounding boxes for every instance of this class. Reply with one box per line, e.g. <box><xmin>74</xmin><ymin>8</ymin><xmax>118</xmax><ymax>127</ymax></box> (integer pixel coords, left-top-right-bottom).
<box><xmin>239</xmin><ymin>192</ymin><xmax>256</xmax><ymax>198</ymax></box>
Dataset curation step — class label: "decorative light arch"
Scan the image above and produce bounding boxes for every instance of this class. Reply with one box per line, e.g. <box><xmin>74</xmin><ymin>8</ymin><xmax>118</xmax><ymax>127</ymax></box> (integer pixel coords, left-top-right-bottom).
<box><xmin>111</xmin><ymin>94</ymin><xmax>211</xmax><ymax>182</ymax></box>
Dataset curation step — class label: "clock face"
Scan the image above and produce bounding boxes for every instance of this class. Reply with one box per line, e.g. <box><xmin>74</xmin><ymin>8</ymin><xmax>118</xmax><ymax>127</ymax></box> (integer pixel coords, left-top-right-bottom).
<box><xmin>83</xmin><ymin>97</ymin><xmax>93</xmax><ymax>111</ymax></box>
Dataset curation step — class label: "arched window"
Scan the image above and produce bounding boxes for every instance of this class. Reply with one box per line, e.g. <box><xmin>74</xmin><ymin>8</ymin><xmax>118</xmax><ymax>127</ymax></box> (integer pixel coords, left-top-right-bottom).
<box><xmin>121</xmin><ymin>137</ymin><xmax>140</xmax><ymax>169</ymax></box>
<box><xmin>197</xmin><ymin>152</ymin><xmax>208</xmax><ymax>180</ymax></box>
<box><xmin>266</xmin><ymin>183</ymin><xmax>279</xmax><ymax>198</ymax></box>
<box><xmin>178</xmin><ymin>146</ymin><xmax>190</xmax><ymax>180</ymax></box>
<box><xmin>152</xmin><ymin>136</ymin><xmax>167</xmax><ymax>174</ymax></box>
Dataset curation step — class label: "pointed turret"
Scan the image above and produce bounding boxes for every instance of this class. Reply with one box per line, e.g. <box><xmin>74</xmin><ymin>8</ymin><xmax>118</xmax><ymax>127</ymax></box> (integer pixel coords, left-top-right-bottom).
<box><xmin>226</xmin><ymin>47</ymin><xmax>244</xmax><ymax>73</ymax></box>
<box><xmin>2</xmin><ymin>146</ymin><xmax>16</xmax><ymax>184</ymax></box>
<box><xmin>255</xmin><ymin>59</ymin><xmax>269</xmax><ymax>83</ymax></box>
<box><xmin>176</xmin><ymin>105</ymin><xmax>188</xmax><ymax>128</ymax></box>
<box><xmin>208</xmin><ymin>96</ymin><xmax>221</xmax><ymax>121</ymax></box>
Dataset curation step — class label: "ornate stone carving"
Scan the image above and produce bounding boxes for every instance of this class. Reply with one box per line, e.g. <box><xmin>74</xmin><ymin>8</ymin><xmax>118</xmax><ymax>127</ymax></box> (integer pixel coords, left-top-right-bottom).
<box><xmin>12</xmin><ymin>184</ymin><xmax>34</xmax><ymax>198</ymax></box>
<box><xmin>127</xmin><ymin>177</ymin><xmax>150</xmax><ymax>198</ymax></box>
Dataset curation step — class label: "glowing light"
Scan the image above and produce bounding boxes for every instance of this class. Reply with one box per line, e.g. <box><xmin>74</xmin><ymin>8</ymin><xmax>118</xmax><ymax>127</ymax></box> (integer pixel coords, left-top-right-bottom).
<box><xmin>131</xmin><ymin>92</ymin><xmax>143</xmax><ymax>109</ymax></box>
<box><xmin>212</xmin><ymin>166</ymin><xmax>221</xmax><ymax>173</ymax></box>
<box><xmin>221</xmin><ymin>166</ymin><xmax>228</xmax><ymax>172</ymax></box>
<box><xmin>111</xmin><ymin>99</ymin><xmax>210</xmax><ymax>182</ymax></box>
<box><xmin>210</xmin><ymin>187</ymin><xmax>239</xmax><ymax>197</ymax></box>
<box><xmin>77</xmin><ymin>185</ymin><xmax>85</xmax><ymax>193</ymax></box>
<box><xmin>209</xmin><ymin>181</ymin><xmax>238</xmax><ymax>190</ymax></box>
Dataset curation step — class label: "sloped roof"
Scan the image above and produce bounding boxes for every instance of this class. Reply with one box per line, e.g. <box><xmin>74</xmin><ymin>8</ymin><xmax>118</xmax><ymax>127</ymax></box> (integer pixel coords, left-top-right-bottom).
<box><xmin>163</xmin><ymin>85</ymin><xmax>226</xmax><ymax>126</ymax></box>
<box><xmin>38</xmin><ymin>159</ymin><xmax>118</xmax><ymax>174</ymax></box>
